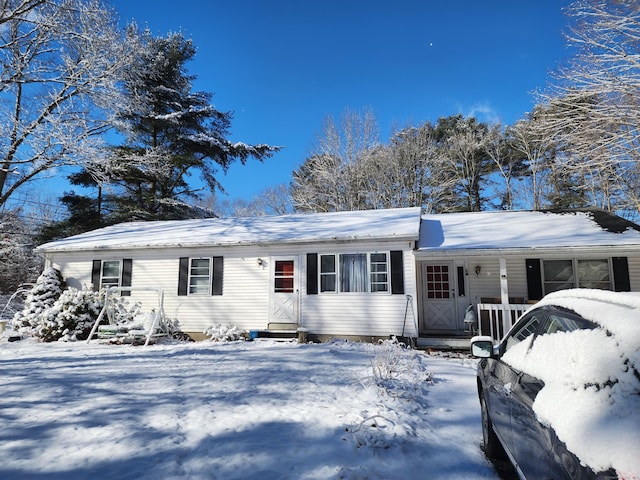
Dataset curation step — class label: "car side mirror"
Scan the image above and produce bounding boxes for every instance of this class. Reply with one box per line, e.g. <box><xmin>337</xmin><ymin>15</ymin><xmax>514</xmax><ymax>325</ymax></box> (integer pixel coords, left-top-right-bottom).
<box><xmin>470</xmin><ymin>335</ymin><xmax>496</xmax><ymax>358</ymax></box>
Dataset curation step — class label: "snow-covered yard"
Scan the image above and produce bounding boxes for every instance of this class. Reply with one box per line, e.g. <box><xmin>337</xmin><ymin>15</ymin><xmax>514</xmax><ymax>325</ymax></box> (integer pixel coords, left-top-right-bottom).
<box><xmin>0</xmin><ymin>336</ymin><xmax>505</xmax><ymax>480</ymax></box>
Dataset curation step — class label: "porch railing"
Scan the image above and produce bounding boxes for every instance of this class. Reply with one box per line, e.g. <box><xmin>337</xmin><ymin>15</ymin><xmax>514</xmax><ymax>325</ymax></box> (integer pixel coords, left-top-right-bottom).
<box><xmin>477</xmin><ymin>303</ymin><xmax>530</xmax><ymax>342</ymax></box>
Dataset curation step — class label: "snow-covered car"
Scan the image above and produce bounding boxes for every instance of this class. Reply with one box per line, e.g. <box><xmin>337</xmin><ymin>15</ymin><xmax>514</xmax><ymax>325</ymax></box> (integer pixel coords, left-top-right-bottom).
<box><xmin>470</xmin><ymin>289</ymin><xmax>640</xmax><ymax>480</ymax></box>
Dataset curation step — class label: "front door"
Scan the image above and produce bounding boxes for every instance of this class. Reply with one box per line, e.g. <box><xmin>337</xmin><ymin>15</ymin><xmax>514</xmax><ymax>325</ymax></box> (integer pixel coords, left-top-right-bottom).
<box><xmin>420</xmin><ymin>262</ymin><xmax>458</xmax><ymax>334</ymax></box>
<box><xmin>270</xmin><ymin>257</ymin><xmax>299</xmax><ymax>326</ymax></box>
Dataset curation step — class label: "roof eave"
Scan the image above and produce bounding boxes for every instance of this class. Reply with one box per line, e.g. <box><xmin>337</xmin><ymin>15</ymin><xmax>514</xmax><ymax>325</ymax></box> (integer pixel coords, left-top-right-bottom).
<box><xmin>413</xmin><ymin>244</ymin><xmax>640</xmax><ymax>257</ymax></box>
<box><xmin>38</xmin><ymin>233</ymin><xmax>420</xmax><ymax>254</ymax></box>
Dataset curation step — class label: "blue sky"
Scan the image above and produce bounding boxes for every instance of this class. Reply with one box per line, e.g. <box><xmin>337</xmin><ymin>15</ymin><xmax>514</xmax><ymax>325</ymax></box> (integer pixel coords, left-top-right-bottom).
<box><xmin>109</xmin><ymin>0</ymin><xmax>572</xmax><ymax>204</ymax></box>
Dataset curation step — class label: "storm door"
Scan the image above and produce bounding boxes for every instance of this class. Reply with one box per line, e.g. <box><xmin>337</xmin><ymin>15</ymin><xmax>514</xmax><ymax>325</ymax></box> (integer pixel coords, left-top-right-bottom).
<box><xmin>420</xmin><ymin>262</ymin><xmax>458</xmax><ymax>334</ymax></box>
<box><xmin>270</xmin><ymin>257</ymin><xmax>299</xmax><ymax>325</ymax></box>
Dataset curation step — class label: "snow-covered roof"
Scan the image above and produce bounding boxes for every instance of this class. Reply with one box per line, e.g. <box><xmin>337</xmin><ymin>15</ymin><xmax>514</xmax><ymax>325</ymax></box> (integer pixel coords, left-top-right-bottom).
<box><xmin>417</xmin><ymin>210</ymin><xmax>640</xmax><ymax>254</ymax></box>
<box><xmin>37</xmin><ymin>207</ymin><xmax>422</xmax><ymax>252</ymax></box>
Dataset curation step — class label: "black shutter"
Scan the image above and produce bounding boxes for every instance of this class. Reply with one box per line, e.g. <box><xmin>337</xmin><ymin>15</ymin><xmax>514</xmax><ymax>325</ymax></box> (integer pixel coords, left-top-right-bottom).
<box><xmin>526</xmin><ymin>259</ymin><xmax>543</xmax><ymax>301</ymax></box>
<box><xmin>306</xmin><ymin>253</ymin><xmax>318</xmax><ymax>295</ymax></box>
<box><xmin>212</xmin><ymin>256</ymin><xmax>224</xmax><ymax>295</ymax></box>
<box><xmin>91</xmin><ymin>260</ymin><xmax>101</xmax><ymax>291</ymax></box>
<box><xmin>121</xmin><ymin>259</ymin><xmax>132</xmax><ymax>296</ymax></box>
<box><xmin>612</xmin><ymin>257</ymin><xmax>631</xmax><ymax>292</ymax></box>
<box><xmin>178</xmin><ymin>257</ymin><xmax>189</xmax><ymax>296</ymax></box>
<box><xmin>390</xmin><ymin>251</ymin><xmax>404</xmax><ymax>295</ymax></box>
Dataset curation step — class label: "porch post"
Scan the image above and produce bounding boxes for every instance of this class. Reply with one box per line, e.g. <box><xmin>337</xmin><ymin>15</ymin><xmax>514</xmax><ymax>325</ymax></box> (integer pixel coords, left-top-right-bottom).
<box><xmin>499</xmin><ymin>257</ymin><xmax>509</xmax><ymax>304</ymax></box>
<box><xmin>499</xmin><ymin>257</ymin><xmax>510</xmax><ymax>335</ymax></box>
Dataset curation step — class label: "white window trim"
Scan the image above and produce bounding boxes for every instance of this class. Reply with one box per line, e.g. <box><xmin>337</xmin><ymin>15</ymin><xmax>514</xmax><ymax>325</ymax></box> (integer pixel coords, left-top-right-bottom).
<box><xmin>100</xmin><ymin>260</ymin><xmax>122</xmax><ymax>290</ymax></box>
<box><xmin>318</xmin><ymin>252</ymin><xmax>390</xmax><ymax>295</ymax></box>
<box><xmin>188</xmin><ymin>257</ymin><xmax>212</xmax><ymax>296</ymax></box>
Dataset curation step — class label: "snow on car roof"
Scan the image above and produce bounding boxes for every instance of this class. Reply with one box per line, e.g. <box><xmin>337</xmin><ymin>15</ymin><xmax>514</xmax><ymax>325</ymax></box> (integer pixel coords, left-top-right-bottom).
<box><xmin>37</xmin><ymin>207</ymin><xmax>422</xmax><ymax>252</ymax></box>
<box><xmin>418</xmin><ymin>210</ymin><xmax>640</xmax><ymax>252</ymax></box>
<box><xmin>503</xmin><ymin>289</ymin><xmax>640</xmax><ymax>477</ymax></box>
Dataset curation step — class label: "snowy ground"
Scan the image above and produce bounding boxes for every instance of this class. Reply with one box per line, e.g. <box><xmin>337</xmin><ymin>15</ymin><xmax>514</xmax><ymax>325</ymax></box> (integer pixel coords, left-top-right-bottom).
<box><xmin>0</xmin><ymin>335</ymin><xmax>508</xmax><ymax>480</ymax></box>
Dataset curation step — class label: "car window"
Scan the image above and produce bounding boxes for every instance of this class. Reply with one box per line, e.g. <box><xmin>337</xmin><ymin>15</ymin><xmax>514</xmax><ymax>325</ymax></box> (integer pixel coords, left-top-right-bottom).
<box><xmin>539</xmin><ymin>312</ymin><xmax>596</xmax><ymax>336</ymax></box>
<box><xmin>503</xmin><ymin>312</ymin><xmax>545</xmax><ymax>354</ymax></box>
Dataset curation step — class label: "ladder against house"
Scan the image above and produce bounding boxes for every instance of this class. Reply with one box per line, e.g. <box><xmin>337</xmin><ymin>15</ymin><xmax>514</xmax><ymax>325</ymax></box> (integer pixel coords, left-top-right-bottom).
<box><xmin>87</xmin><ymin>287</ymin><xmax>169</xmax><ymax>346</ymax></box>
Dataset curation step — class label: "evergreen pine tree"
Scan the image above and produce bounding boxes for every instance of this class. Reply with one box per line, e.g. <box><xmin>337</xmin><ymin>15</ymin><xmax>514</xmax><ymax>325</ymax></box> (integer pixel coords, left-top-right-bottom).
<box><xmin>14</xmin><ymin>267</ymin><xmax>66</xmax><ymax>332</ymax></box>
<box><xmin>105</xmin><ymin>31</ymin><xmax>280</xmax><ymax>221</ymax></box>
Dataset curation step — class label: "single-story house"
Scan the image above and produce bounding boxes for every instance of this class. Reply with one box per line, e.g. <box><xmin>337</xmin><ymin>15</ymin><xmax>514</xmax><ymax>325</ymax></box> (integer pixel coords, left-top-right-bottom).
<box><xmin>36</xmin><ymin>207</ymin><xmax>640</xmax><ymax>343</ymax></box>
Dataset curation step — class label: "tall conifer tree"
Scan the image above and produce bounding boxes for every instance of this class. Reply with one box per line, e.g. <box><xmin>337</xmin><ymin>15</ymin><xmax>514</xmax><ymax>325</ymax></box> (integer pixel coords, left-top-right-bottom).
<box><xmin>104</xmin><ymin>31</ymin><xmax>280</xmax><ymax>221</ymax></box>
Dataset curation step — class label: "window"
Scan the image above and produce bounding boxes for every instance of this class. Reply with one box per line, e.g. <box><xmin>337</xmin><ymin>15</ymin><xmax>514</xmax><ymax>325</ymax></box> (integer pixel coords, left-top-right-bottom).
<box><xmin>101</xmin><ymin>260</ymin><xmax>121</xmax><ymax>289</ymax></box>
<box><xmin>370</xmin><ymin>253</ymin><xmax>389</xmax><ymax>293</ymax></box>
<box><xmin>541</xmin><ymin>312</ymin><xmax>596</xmax><ymax>336</ymax></box>
<box><xmin>320</xmin><ymin>255</ymin><xmax>336</xmax><ymax>292</ymax></box>
<box><xmin>503</xmin><ymin>312</ymin><xmax>545</xmax><ymax>354</ymax></box>
<box><xmin>189</xmin><ymin>258</ymin><xmax>211</xmax><ymax>295</ymax></box>
<box><xmin>318</xmin><ymin>253</ymin><xmax>389</xmax><ymax>293</ymax></box>
<box><xmin>425</xmin><ymin>264</ymin><xmax>450</xmax><ymax>299</ymax></box>
<box><xmin>178</xmin><ymin>257</ymin><xmax>223</xmax><ymax>296</ymax></box>
<box><xmin>577</xmin><ymin>259</ymin><xmax>610</xmax><ymax>289</ymax></box>
<box><xmin>340</xmin><ymin>253</ymin><xmax>367</xmax><ymax>292</ymax></box>
<box><xmin>274</xmin><ymin>260</ymin><xmax>295</xmax><ymax>293</ymax></box>
<box><xmin>543</xmin><ymin>259</ymin><xmax>611</xmax><ymax>294</ymax></box>
<box><xmin>92</xmin><ymin>259</ymin><xmax>132</xmax><ymax>295</ymax></box>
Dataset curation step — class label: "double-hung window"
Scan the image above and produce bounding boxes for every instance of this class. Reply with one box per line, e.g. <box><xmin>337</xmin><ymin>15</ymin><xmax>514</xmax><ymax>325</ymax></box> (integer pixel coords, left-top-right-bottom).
<box><xmin>189</xmin><ymin>258</ymin><xmax>212</xmax><ymax>295</ymax></box>
<box><xmin>178</xmin><ymin>256</ymin><xmax>223</xmax><ymax>296</ymax></box>
<box><xmin>101</xmin><ymin>260</ymin><xmax>121</xmax><ymax>289</ymax></box>
<box><xmin>319</xmin><ymin>252</ymin><xmax>389</xmax><ymax>293</ymax></box>
<box><xmin>91</xmin><ymin>259</ymin><xmax>132</xmax><ymax>295</ymax></box>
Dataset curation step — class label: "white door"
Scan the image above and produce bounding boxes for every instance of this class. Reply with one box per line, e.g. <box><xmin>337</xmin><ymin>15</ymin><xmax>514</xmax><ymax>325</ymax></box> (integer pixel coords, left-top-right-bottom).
<box><xmin>420</xmin><ymin>262</ymin><xmax>458</xmax><ymax>333</ymax></box>
<box><xmin>270</xmin><ymin>256</ymin><xmax>299</xmax><ymax>325</ymax></box>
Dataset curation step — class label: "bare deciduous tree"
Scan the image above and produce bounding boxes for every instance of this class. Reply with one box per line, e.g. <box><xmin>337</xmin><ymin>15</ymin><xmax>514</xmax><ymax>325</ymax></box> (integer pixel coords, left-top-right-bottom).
<box><xmin>534</xmin><ymin>0</ymin><xmax>640</xmax><ymax>216</ymax></box>
<box><xmin>0</xmin><ymin>0</ymin><xmax>140</xmax><ymax>209</ymax></box>
<box><xmin>291</xmin><ymin>108</ymin><xmax>381</xmax><ymax>212</ymax></box>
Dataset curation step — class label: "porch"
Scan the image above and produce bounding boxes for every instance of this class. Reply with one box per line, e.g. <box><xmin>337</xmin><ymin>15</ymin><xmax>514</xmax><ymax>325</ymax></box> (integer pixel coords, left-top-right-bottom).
<box><xmin>417</xmin><ymin>301</ymin><xmax>530</xmax><ymax>350</ymax></box>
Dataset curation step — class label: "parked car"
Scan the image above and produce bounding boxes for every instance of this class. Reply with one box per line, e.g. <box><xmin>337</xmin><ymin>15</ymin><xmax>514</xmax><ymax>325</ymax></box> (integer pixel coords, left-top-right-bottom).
<box><xmin>470</xmin><ymin>289</ymin><xmax>640</xmax><ymax>480</ymax></box>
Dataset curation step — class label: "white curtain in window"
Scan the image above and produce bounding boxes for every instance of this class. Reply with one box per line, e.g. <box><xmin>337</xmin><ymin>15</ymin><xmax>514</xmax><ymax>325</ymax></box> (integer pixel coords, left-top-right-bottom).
<box><xmin>340</xmin><ymin>254</ymin><xmax>367</xmax><ymax>292</ymax></box>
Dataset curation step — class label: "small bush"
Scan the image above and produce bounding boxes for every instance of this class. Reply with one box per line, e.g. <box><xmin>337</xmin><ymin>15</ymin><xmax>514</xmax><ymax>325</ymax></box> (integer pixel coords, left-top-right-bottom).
<box><xmin>204</xmin><ymin>323</ymin><xmax>245</xmax><ymax>342</ymax></box>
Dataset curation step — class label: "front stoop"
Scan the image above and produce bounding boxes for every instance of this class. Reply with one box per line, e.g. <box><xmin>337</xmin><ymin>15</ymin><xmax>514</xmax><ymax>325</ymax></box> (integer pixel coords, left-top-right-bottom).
<box><xmin>417</xmin><ymin>336</ymin><xmax>473</xmax><ymax>351</ymax></box>
<box><xmin>249</xmin><ymin>323</ymin><xmax>306</xmax><ymax>342</ymax></box>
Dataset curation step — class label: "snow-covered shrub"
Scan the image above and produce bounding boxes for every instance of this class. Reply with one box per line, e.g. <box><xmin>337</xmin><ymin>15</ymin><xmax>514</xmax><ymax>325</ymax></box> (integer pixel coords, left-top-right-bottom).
<box><xmin>370</xmin><ymin>337</ymin><xmax>409</xmax><ymax>382</ymax></box>
<box><xmin>13</xmin><ymin>267</ymin><xmax>66</xmax><ymax>332</ymax></box>
<box><xmin>369</xmin><ymin>337</ymin><xmax>432</xmax><ymax>397</ymax></box>
<box><xmin>31</xmin><ymin>286</ymin><xmax>102</xmax><ymax>342</ymax></box>
<box><xmin>204</xmin><ymin>323</ymin><xmax>245</xmax><ymax>342</ymax></box>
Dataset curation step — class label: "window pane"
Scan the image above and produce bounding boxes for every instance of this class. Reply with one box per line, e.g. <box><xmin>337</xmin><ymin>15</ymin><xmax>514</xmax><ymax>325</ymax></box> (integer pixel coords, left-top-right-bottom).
<box><xmin>543</xmin><ymin>260</ymin><xmax>575</xmax><ymax>294</ymax></box>
<box><xmin>340</xmin><ymin>254</ymin><xmax>367</xmax><ymax>292</ymax></box>
<box><xmin>275</xmin><ymin>260</ymin><xmax>294</xmax><ymax>276</ymax></box>
<box><xmin>320</xmin><ymin>255</ymin><xmax>335</xmax><ymax>273</ymax></box>
<box><xmin>321</xmin><ymin>275</ymin><xmax>336</xmax><ymax>292</ymax></box>
<box><xmin>544</xmin><ymin>260</ymin><xmax>574</xmax><ymax>281</ymax></box>
<box><xmin>274</xmin><ymin>260</ymin><xmax>294</xmax><ymax>293</ymax></box>
<box><xmin>577</xmin><ymin>259</ymin><xmax>610</xmax><ymax>289</ymax></box>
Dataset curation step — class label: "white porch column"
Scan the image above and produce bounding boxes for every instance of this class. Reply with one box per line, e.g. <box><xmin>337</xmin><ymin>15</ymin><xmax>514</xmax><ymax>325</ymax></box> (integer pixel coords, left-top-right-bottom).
<box><xmin>499</xmin><ymin>257</ymin><xmax>509</xmax><ymax>304</ymax></box>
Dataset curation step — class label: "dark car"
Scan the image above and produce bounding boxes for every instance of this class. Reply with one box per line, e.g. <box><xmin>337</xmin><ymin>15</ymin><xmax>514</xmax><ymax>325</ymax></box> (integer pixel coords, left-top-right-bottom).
<box><xmin>470</xmin><ymin>289</ymin><xmax>640</xmax><ymax>480</ymax></box>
